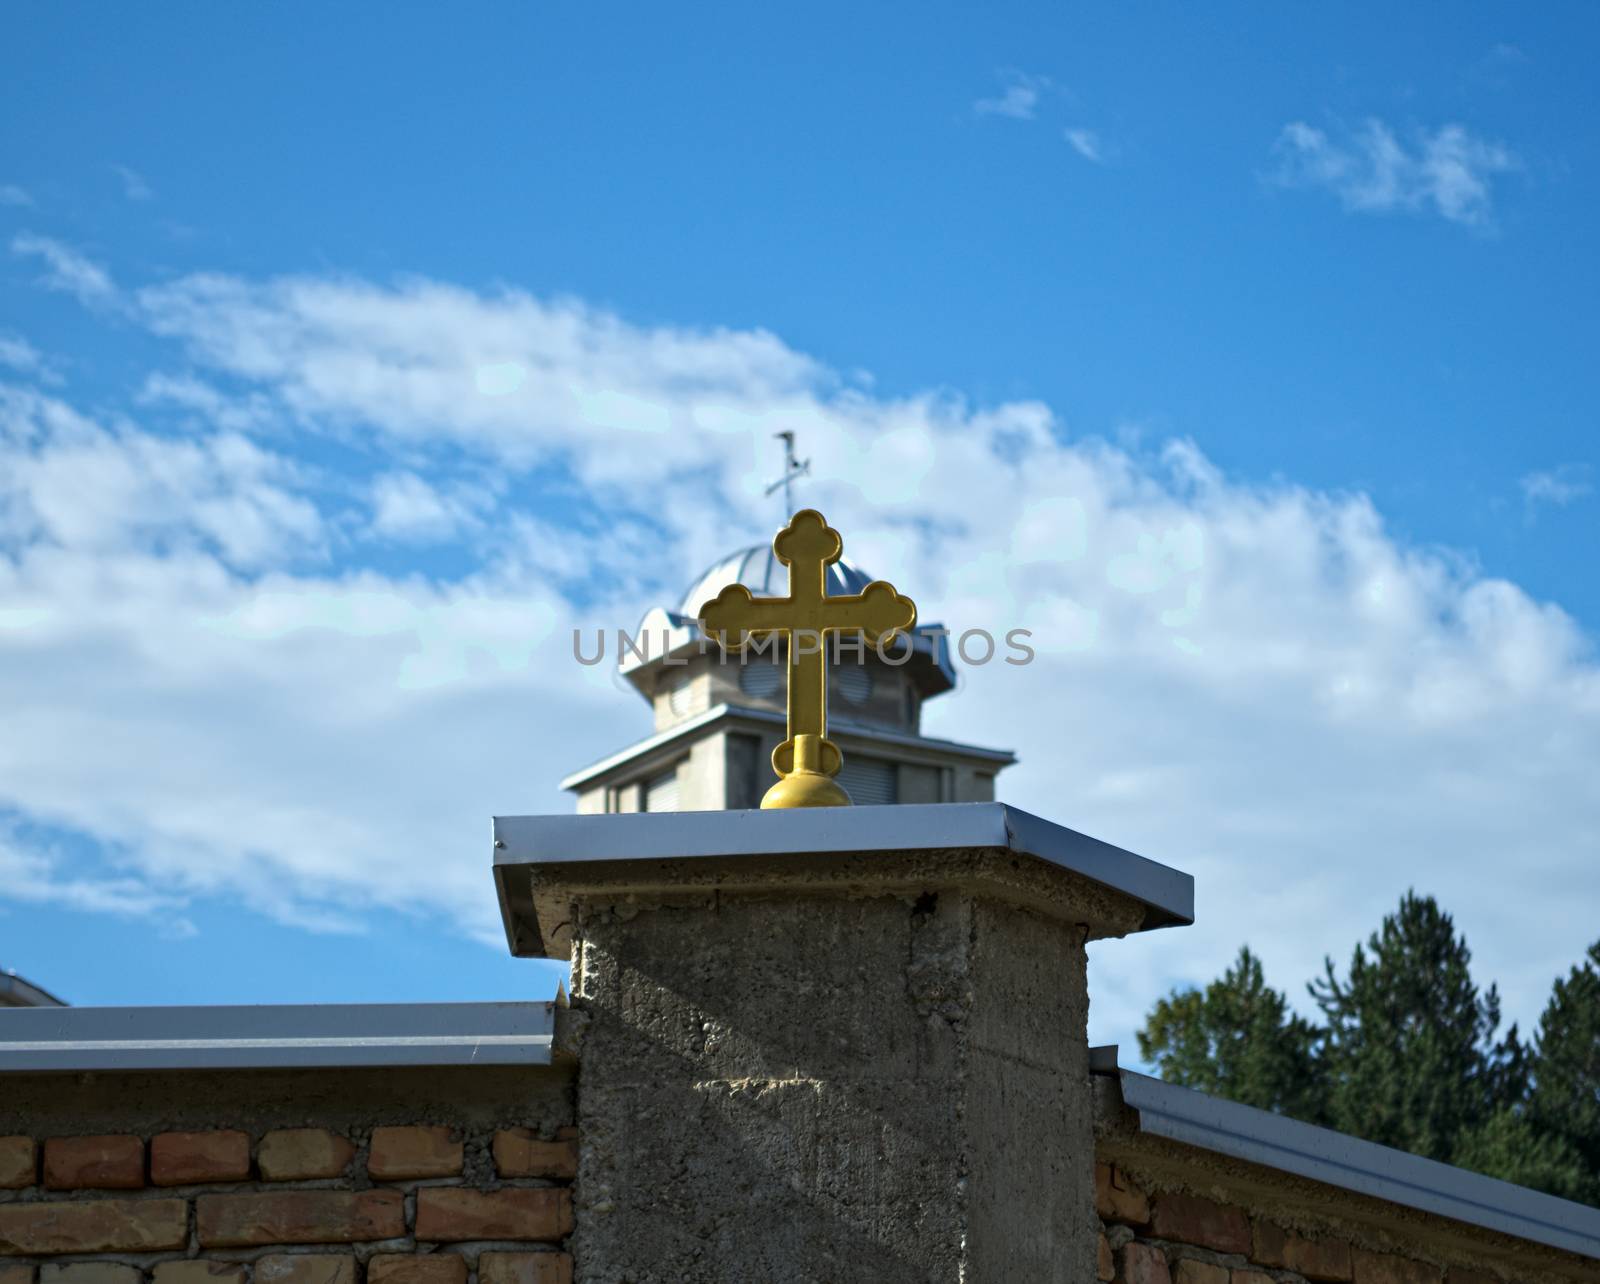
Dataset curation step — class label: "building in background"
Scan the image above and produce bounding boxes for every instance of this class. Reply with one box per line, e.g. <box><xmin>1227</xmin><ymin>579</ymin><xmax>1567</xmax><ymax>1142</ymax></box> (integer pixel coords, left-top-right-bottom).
<box><xmin>563</xmin><ymin>542</ymin><xmax>1015</xmax><ymax>812</ymax></box>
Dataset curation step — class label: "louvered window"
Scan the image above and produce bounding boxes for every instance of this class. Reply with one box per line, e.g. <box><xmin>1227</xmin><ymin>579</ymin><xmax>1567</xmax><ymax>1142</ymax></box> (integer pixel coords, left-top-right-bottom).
<box><xmin>644</xmin><ymin>768</ymin><xmax>679</xmax><ymax>812</ymax></box>
<box><xmin>837</xmin><ymin>756</ymin><xmax>896</xmax><ymax>806</ymax></box>
<box><xmin>739</xmin><ymin>661</ymin><xmax>783</xmax><ymax>700</ymax></box>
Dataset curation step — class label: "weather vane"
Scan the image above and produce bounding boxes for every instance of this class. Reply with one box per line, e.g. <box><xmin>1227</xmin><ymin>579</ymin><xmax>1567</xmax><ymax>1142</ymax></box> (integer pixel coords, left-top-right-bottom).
<box><xmin>699</xmin><ymin>509</ymin><xmax>915</xmax><ymax>808</ymax></box>
<box><xmin>764</xmin><ymin>431</ymin><xmax>811</xmax><ymax>515</ymax></box>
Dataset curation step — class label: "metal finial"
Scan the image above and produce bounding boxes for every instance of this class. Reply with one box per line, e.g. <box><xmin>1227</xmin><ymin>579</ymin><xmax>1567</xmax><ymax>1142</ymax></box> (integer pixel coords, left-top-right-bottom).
<box><xmin>763</xmin><ymin>430</ymin><xmax>811</xmax><ymax>516</ymax></box>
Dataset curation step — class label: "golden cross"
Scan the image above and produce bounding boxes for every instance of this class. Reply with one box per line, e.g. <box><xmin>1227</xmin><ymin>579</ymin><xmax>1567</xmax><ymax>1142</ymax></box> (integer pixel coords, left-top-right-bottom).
<box><xmin>699</xmin><ymin>509</ymin><xmax>916</xmax><ymax>808</ymax></box>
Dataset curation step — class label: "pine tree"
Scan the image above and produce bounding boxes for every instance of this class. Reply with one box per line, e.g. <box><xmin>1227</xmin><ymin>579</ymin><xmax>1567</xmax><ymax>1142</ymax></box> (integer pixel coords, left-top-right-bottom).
<box><xmin>1138</xmin><ymin>900</ymin><xmax>1600</xmax><ymax>1205</ymax></box>
<box><xmin>1453</xmin><ymin>1105</ymin><xmax>1593</xmax><ymax>1204</ymax></box>
<box><xmin>1137</xmin><ymin>945</ymin><xmax>1323</xmax><ymax>1121</ymax></box>
<box><xmin>1526</xmin><ymin>940</ymin><xmax>1600</xmax><ymax>1200</ymax></box>
<box><xmin>1309</xmin><ymin>892</ymin><xmax>1515</xmax><ymax>1163</ymax></box>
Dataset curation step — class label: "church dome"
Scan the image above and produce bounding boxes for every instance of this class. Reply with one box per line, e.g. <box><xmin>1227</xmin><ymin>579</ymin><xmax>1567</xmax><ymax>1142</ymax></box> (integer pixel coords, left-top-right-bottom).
<box><xmin>678</xmin><ymin>544</ymin><xmax>876</xmax><ymax>619</ymax></box>
<box><xmin>620</xmin><ymin>541</ymin><xmax>955</xmax><ymax>697</ymax></box>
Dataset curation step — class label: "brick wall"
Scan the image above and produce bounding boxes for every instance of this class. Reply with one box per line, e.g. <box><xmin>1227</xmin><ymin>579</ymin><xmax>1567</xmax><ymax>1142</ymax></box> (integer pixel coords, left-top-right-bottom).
<box><xmin>0</xmin><ymin>1064</ymin><xmax>576</xmax><ymax>1284</ymax></box>
<box><xmin>1093</xmin><ymin>1161</ymin><xmax>1590</xmax><ymax>1284</ymax></box>
<box><xmin>0</xmin><ymin>1124</ymin><xmax>574</xmax><ymax>1284</ymax></box>
<box><xmin>5</xmin><ymin>1057</ymin><xmax>1593</xmax><ymax>1282</ymax></box>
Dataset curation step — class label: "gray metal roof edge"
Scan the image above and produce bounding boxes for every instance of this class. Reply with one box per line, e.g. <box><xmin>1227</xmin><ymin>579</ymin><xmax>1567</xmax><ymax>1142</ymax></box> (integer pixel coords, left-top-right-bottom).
<box><xmin>1</xmin><ymin>970</ymin><xmax>67</xmax><ymax>1008</ymax></box>
<box><xmin>616</xmin><ymin>609</ymin><xmax>958</xmax><ymax>687</ymax></box>
<box><xmin>559</xmin><ymin>702</ymin><xmax>730</xmax><ymax>788</ymax></box>
<box><xmin>494</xmin><ymin>837</ymin><xmax>540</xmax><ymax>958</ymax></box>
<box><xmin>493</xmin><ymin>802</ymin><xmax>1193</xmax><ymax>931</ymax></box>
<box><xmin>0</xmin><ymin>1000</ymin><xmax>557</xmax><ymax>1074</ymax></box>
<box><xmin>1002</xmin><ymin>807</ymin><xmax>1192</xmax><ymax>930</ymax></box>
<box><xmin>1091</xmin><ymin>1048</ymin><xmax>1600</xmax><ymax>1261</ymax></box>
<box><xmin>559</xmin><ymin>701</ymin><xmax>1016</xmax><ymax>790</ymax></box>
<box><xmin>731</xmin><ymin>704</ymin><xmax>1018</xmax><ymax>767</ymax></box>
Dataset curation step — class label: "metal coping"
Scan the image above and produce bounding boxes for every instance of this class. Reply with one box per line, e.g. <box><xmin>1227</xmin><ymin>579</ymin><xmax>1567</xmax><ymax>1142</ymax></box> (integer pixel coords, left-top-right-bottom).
<box><xmin>1090</xmin><ymin>1047</ymin><xmax>1600</xmax><ymax>1262</ymax></box>
<box><xmin>0</xmin><ymin>1001</ymin><xmax>556</xmax><ymax>1073</ymax></box>
<box><xmin>493</xmin><ymin>801</ymin><xmax>1194</xmax><ymax>955</ymax></box>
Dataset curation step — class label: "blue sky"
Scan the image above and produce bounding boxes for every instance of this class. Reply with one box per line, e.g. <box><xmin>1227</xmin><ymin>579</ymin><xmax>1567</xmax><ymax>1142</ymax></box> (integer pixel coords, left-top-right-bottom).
<box><xmin>1</xmin><ymin>3</ymin><xmax>1596</xmax><ymax>1052</ymax></box>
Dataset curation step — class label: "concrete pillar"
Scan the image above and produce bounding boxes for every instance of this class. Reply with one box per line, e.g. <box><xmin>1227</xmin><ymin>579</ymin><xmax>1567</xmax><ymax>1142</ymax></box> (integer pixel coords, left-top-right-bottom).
<box><xmin>493</xmin><ymin>804</ymin><xmax>1191</xmax><ymax>1284</ymax></box>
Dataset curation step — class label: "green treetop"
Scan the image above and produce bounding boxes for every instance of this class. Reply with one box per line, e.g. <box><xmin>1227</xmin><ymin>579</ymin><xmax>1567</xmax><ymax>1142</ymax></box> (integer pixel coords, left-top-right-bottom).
<box><xmin>1136</xmin><ymin>944</ymin><xmax>1323</xmax><ymax>1121</ymax></box>
<box><xmin>1310</xmin><ymin>891</ymin><xmax>1516</xmax><ymax>1162</ymax></box>
<box><xmin>1525</xmin><ymin>940</ymin><xmax>1600</xmax><ymax>1202</ymax></box>
<box><xmin>1137</xmin><ymin>896</ymin><xmax>1599</xmax><ymax>1205</ymax></box>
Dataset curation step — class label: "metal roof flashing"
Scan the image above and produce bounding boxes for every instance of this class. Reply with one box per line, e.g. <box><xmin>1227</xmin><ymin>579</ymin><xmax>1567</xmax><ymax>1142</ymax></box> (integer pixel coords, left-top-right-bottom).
<box><xmin>492</xmin><ymin>802</ymin><xmax>1193</xmax><ymax>958</ymax></box>
<box><xmin>0</xmin><ymin>970</ymin><xmax>67</xmax><ymax>1008</ymax></box>
<box><xmin>0</xmin><ymin>1001</ymin><xmax>558</xmax><ymax>1073</ymax></box>
<box><xmin>1090</xmin><ymin>1046</ymin><xmax>1600</xmax><ymax>1263</ymax></box>
<box><xmin>559</xmin><ymin>702</ymin><xmax>1016</xmax><ymax>792</ymax></box>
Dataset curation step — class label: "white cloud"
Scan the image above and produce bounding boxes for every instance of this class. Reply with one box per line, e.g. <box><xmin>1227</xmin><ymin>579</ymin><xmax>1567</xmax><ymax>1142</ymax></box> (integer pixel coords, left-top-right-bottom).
<box><xmin>0</xmin><ymin>824</ymin><xmax>187</xmax><ymax>922</ymax></box>
<box><xmin>369</xmin><ymin>470</ymin><xmax>482</xmax><ymax>543</ymax></box>
<box><xmin>0</xmin><ymin>264</ymin><xmax>1597</xmax><ymax>1062</ymax></box>
<box><xmin>1064</xmin><ymin>128</ymin><xmax>1104</xmax><ymax>163</ymax></box>
<box><xmin>1520</xmin><ymin>463</ymin><xmax>1592</xmax><ymax>510</ymax></box>
<box><xmin>1272</xmin><ymin>118</ymin><xmax>1518</xmax><ymax>228</ymax></box>
<box><xmin>112</xmin><ymin>165</ymin><xmax>153</xmax><ymax>202</ymax></box>
<box><xmin>0</xmin><ymin>185</ymin><xmax>32</xmax><ymax>208</ymax></box>
<box><xmin>974</xmin><ymin>72</ymin><xmax>1046</xmax><ymax>121</ymax></box>
<box><xmin>139</xmin><ymin>373</ymin><xmax>277</xmax><ymax>434</ymax></box>
<box><xmin>0</xmin><ymin>334</ymin><xmax>61</xmax><ymax>386</ymax></box>
<box><xmin>0</xmin><ymin>505</ymin><xmax>619</xmax><ymax>942</ymax></box>
<box><xmin>11</xmin><ymin>233</ymin><xmax>117</xmax><ymax>305</ymax></box>
<box><xmin>0</xmin><ymin>385</ymin><xmax>322</xmax><ymax>568</ymax></box>
<box><xmin>0</xmin><ymin>335</ymin><xmax>44</xmax><ymax>374</ymax></box>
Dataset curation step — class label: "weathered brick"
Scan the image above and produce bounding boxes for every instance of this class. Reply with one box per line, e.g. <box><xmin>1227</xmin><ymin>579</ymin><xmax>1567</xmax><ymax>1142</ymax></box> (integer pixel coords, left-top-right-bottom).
<box><xmin>1251</xmin><ymin>1219</ymin><xmax>1288</xmax><ymax>1267</ymax></box>
<box><xmin>492</xmin><ymin>1130</ymin><xmax>577</xmax><ymax>1180</ymax></box>
<box><xmin>1121</xmin><ymin>1242</ymin><xmax>1172</xmax><ymax>1284</ymax></box>
<box><xmin>1291</xmin><ymin>1236</ymin><xmax>1354</xmax><ymax>1281</ymax></box>
<box><xmin>1231</xmin><ymin>1272</ymin><xmax>1275</xmax><ymax>1284</ymax></box>
<box><xmin>1148</xmin><ymin>1193</ymin><xmax>1250</xmax><ymax>1255</ymax></box>
<box><xmin>368</xmin><ymin>1256</ymin><xmax>467</xmax><ymax>1284</ymax></box>
<box><xmin>368</xmin><ymin>1127</ymin><xmax>462</xmax><ymax>1180</ymax></box>
<box><xmin>151</xmin><ymin>1130</ymin><xmax>251</xmax><ymax>1186</ymax></box>
<box><xmin>196</xmin><ymin>1190</ymin><xmax>405</xmax><ymax>1247</ymax></box>
<box><xmin>414</xmin><ymin>1189</ymin><xmax>572</xmax><ymax>1243</ymax></box>
<box><xmin>1352</xmin><ymin>1250</ymin><xmax>1441</xmax><ymax>1284</ymax></box>
<box><xmin>479</xmin><ymin>1252</ymin><xmax>572</xmax><ymax>1284</ymax></box>
<box><xmin>257</xmin><ymin>1129</ymin><xmax>356</xmax><ymax>1181</ymax></box>
<box><xmin>254</xmin><ymin>1255</ymin><xmax>356</xmax><ymax>1284</ymax></box>
<box><xmin>42</xmin><ymin>1136</ymin><xmax>143</xmax><ymax>1190</ymax></box>
<box><xmin>1173</xmin><ymin>1261</ymin><xmax>1228</xmax><ymax>1284</ymax></box>
<box><xmin>0</xmin><ymin>1198</ymin><xmax>187</xmax><ymax>1254</ymax></box>
<box><xmin>0</xmin><ymin>1139</ymin><xmax>35</xmax><ymax>1189</ymax></box>
<box><xmin>1097</xmin><ymin>1234</ymin><xmax>1114</xmax><ymax>1282</ymax></box>
<box><xmin>152</xmin><ymin>1263</ymin><xmax>249</xmax><ymax>1284</ymax></box>
<box><xmin>1094</xmin><ymin>1161</ymin><xmax>1150</xmax><ymax>1225</ymax></box>
<box><xmin>39</xmin><ymin>1266</ymin><xmax>140</xmax><ymax>1284</ymax></box>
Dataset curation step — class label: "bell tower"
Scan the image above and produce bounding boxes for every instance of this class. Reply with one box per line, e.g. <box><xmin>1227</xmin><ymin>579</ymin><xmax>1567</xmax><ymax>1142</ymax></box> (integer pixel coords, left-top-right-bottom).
<box><xmin>562</xmin><ymin>540</ymin><xmax>1015</xmax><ymax>813</ymax></box>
